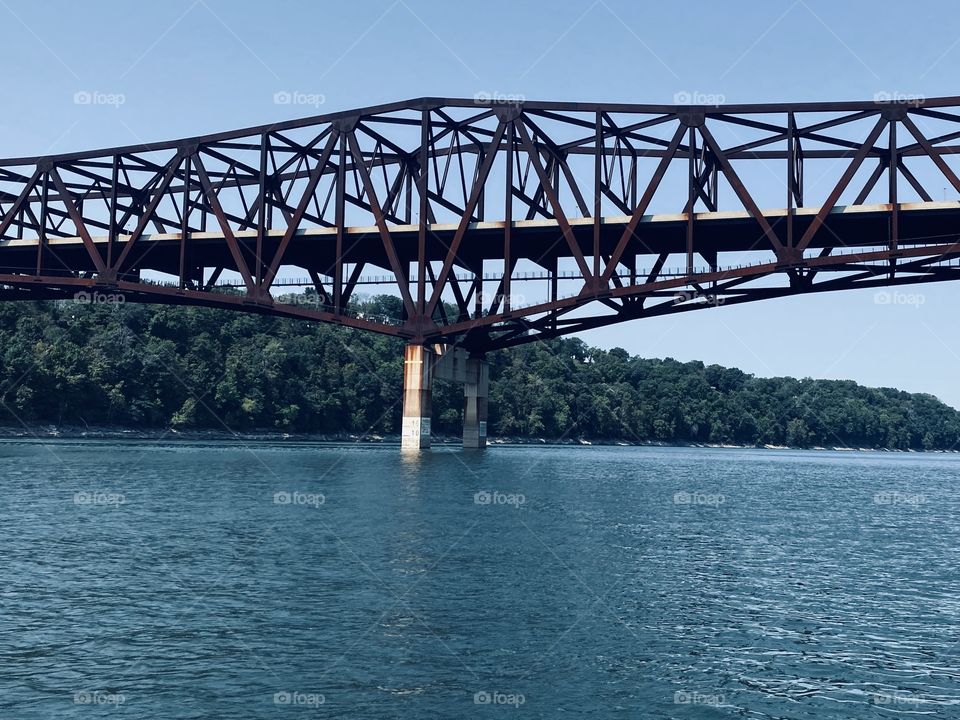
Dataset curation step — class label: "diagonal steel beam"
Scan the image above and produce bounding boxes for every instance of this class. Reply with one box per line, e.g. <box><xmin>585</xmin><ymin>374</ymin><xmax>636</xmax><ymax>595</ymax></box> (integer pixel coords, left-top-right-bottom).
<box><xmin>0</xmin><ymin>167</ymin><xmax>42</xmax><ymax>240</ymax></box>
<box><xmin>345</xmin><ymin>130</ymin><xmax>417</xmax><ymax>320</ymax></box>
<box><xmin>897</xmin><ymin>160</ymin><xmax>933</xmax><ymax>201</ymax></box>
<box><xmin>424</xmin><ymin>121</ymin><xmax>508</xmax><ymax>321</ymax></box>
<box><xmin>600</xmin><ymin>123</ymin><xmax>685</xmax><ymax>285</ymax></box>
<box><xmin>112</xmin><ymin>153</ymin><xmax>183</xmax><ymax>273</ymax></box>
<box><xmin>193</xmin><ymin>152</ymin><xmax>256</xmax><ymax>294</ymax></box>
<box><xmin>698</xmin><ymin>124</ymin><xmax>785</xmax><ymax>257</ymax></box>
<box><xmin>795</xmin><ymin>115</ymin><xmax>887</xmax><ymax>253</ymax></box>
<box><xmin>901</xmin><ymin>114</ymin><xmax>960</xmax><ymax>195</ymax></box>
<box><xmin>260</xmin><ymin>130</ymin><xmax>339</xmax><ymax>291</ymax></box>
<box><xmin>515</xmin><ymin>118</ymin><xmax>594</xmax><ymax>285</ymax></box>
<box><xmin>48</xmin><ymin>166</ymin><xmax>107</xmax><ymax>274</ymax></box>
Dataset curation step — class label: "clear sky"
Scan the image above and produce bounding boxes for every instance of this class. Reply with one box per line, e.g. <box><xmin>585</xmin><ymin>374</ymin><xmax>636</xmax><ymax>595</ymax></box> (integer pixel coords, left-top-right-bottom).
<box><xmin>2</xmin><ymin>0</ymin><xmax>960</xmax><ymax>406</ymax></box>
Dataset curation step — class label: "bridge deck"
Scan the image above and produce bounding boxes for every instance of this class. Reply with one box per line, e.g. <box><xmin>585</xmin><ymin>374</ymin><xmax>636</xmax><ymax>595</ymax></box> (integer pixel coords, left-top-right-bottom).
<box><xmin>0</xmin><ymin>202</ymin><xmax>956</xmax><ymax>281</ymax></box>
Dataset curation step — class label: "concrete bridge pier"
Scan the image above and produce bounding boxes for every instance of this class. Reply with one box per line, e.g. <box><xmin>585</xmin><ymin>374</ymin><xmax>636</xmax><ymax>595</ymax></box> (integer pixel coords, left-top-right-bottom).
<box><xmin>401</xmin><ymin>344</ymin><xmax>433</xmax><ymax>451</ymax></box>
<box><xmin>462</xmin><ymin>356</ymin><xmax>489</xmax><ymax>449</ymax></box>
<box><xmin>400</xmin><ymin>344</ymin><xmax>489</xmax><ymax>451</ymax></box>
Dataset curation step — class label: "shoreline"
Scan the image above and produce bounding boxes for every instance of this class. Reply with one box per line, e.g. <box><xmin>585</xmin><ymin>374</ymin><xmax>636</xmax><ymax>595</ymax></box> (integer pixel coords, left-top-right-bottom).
<box><xmin>0</xmin><ymin>425</ymin><xmax>955</xmax><ymax>453</ymax></box>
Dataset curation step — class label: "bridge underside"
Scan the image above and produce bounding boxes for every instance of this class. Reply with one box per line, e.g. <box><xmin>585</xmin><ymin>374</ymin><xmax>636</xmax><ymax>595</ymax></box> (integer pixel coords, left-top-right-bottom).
<box><xmin>2</xmin><ymin>201</ymin><xmax>958</xmax><ymax>274</ymax></box>
<box><xmin>0</xmin><ymin>200</ymin><xmax>958</xmax><ymax>352</ymax></box>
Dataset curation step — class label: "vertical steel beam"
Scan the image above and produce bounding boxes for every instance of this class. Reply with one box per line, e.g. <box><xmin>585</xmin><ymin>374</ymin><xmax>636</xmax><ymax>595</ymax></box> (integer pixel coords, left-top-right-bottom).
<box><xmin>504</xmin><ymin>123</ymin><xmax>513</xmax><ymax>312</ymax></box>
<box><xmin>686</xmin><ymin>127</ymin><xmax>696</xmax><ymax>276</ymax></box>
<box><xmin>179</xmin><ymin>154</ymin><xmax>191</xmax><ymax>289</ymax></box>
<box><xmin>551</xmin><ymin>255</ymin><xmax>558</xmax><ymax>331</ymax></box>
<box><xmin>889</xmin><ymin>119</ymin><xmax>898</xmax><ymax>253</ymax></box>
<box><xmin>593</xmin><ymin>111</ymin><xmax>602</xmax><ymax>279</ymax></box>
<box><xmin>256</xmin><ymin>132</ymin><xmax>269</xmax><ymax>288</ymax></box>
<box><xmin>334</xmin><ymin>133</ymin><xmax>346</xmax><ymax>314</ymax></box>
<box><xmin>786</xmin><ymin>113</ymin><xmax>795</xmax><ymax>251</ymax></box>
<box><xmin>417</xmin><ymin>110</ymin><xmax>429</xmax><ymax>322</ymax></box>
<box><xmin>106</xmin><ymin>155</ymin><xmax>119</xmax><ymax>274</ymax></box>
<box><xmin>36</xmin><ymin>172</ymin><xmax>48</xmax><ymax>276</ymax></box>
<box><xmin>473</xmin><ymin>260</ymin><xmax>482</xmax><ymax>318</ymax></box>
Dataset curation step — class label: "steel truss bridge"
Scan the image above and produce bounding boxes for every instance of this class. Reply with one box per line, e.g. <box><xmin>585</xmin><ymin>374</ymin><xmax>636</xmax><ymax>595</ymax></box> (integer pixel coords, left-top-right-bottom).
<box><xmin>7</xmin><ymin>95</ymin><xmax>960</xmax><ymax>447</ymax></box>
<box><xmin>3</xmin><ymin>96</ymin><xmax>960</xmax><ymax>355</ymax></box>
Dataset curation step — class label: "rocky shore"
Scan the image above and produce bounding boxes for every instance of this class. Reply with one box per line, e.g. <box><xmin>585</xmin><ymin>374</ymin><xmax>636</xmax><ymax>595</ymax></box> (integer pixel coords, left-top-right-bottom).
<box><xmin>0</xmin><ymin>425</ymin><xmax>955</xmax><ymax>452</ymax></box>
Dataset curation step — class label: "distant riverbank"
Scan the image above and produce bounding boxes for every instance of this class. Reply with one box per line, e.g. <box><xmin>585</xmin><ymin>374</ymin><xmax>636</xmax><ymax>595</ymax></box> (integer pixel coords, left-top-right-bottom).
<box><xmin>0</xmin><ymin>301</ymin><xmax>957</xmax><ymax>451</ymax></box>
<box><xmin>1</xmin><ymin>424</ymin><xmax>956</xmax><ymax>452</ymax></box>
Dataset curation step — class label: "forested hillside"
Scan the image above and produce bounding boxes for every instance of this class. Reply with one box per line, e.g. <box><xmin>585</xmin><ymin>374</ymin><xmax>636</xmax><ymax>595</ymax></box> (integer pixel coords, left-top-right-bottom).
<box><xmin>0</xmin><ymin>294</ymin><xmax>956</xmax><ymax>450</ymax></box>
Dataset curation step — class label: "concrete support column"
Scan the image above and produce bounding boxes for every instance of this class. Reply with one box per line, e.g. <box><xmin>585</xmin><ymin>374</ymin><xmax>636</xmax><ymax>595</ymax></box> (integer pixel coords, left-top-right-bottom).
<box><xmin>401</xmin><ymin>344</ymin><xmax>433</xmax><ymax>451</ymax></box>
<box><xmin>463</xmin><ymin>356</ymin><xmax>489</xmax><ymax>449</ymax></box>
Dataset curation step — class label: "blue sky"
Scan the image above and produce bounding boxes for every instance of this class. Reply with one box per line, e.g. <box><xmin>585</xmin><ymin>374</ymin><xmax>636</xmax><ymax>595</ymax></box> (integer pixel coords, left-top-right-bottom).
<box><xmin>3</xmin><ymin>0</ymin><xmax>960</xmax><ymax>406</ymax></box>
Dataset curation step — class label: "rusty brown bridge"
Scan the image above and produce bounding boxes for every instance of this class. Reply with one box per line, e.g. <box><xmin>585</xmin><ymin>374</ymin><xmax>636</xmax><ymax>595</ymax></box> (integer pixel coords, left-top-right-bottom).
<box><xmin>2</xmin><ymin>96</ymin><xmax>960</xmax><ymax>449</ymax></box>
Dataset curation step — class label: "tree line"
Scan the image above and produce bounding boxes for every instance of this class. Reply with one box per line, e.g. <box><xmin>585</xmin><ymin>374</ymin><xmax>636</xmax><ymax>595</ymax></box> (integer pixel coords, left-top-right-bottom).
<box><xmin>0</xmin><ymin>294</ymin><xmax>956</xmax><ymax>450</ymax></box>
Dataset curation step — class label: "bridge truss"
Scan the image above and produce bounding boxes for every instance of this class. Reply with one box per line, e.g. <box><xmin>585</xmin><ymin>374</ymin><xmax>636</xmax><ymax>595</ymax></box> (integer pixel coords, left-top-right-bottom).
<box><xmin>2</xmin><ymin>96</ymin><xmax>960</xmax><ymax>352</ymax></box>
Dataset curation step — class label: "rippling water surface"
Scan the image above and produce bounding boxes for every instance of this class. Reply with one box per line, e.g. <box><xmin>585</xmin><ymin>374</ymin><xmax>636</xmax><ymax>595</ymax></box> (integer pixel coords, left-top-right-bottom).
<box><xmin>2</xmin><ymin>440</ymin><xmax>960</xmax><ymax>718</ymax></box>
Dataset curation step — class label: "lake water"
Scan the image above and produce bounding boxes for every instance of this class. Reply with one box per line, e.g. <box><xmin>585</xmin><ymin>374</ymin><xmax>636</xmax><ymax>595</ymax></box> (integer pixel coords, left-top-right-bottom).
<box><xmin>2</xmin><ymin>441</ymin><xmax>959</xmax><ymax>718</ymax></box>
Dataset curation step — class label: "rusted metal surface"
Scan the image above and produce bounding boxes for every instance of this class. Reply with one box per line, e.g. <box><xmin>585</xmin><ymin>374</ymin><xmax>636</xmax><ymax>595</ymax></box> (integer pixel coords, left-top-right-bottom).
<box><xmin>2</xmin><ymin>96</ymin><xmax>960</xmax><ymax>351</ymax></box>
